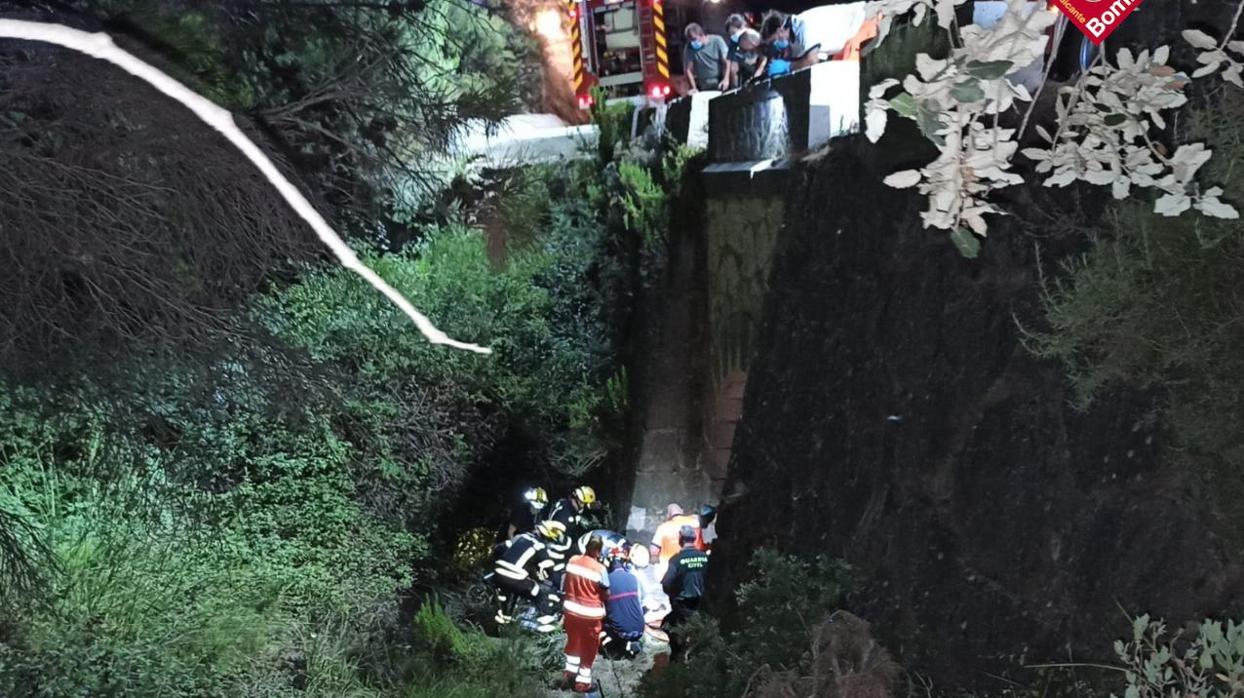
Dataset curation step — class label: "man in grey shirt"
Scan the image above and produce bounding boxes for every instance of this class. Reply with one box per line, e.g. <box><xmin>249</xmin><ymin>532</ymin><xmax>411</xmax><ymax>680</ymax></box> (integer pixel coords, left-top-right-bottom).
<box><xmin>682</xmin><ymin>23</ymin><xmax>729</xmax><ymax>93</ymax></box>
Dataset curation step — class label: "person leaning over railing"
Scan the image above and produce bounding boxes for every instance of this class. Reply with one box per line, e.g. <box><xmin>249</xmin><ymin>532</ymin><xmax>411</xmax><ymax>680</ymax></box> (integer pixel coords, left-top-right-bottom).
<box><xmin>682</xmin><ymin>22</ymin><xmax>730</xmax><ymax>93</ymax></box>
<box><xmin>760</xmin><ymin>11</ymin><xmax>821</xmax><ymax>77</ymax></box>
<box><xmin>732</xmin><ymin>28</ymin><xmax>767</xmax><ymax>85</ymax></box>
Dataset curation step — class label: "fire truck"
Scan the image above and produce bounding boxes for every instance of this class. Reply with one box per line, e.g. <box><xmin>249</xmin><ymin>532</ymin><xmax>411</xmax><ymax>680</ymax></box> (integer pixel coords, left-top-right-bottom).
<box><xmin>566</xmin><ymin>0</ymin><xmax>688</xmax><ymax>108</ymax></box>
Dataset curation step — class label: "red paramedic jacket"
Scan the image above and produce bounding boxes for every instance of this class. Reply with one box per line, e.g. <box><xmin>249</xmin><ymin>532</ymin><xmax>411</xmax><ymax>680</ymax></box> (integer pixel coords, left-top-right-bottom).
<box><xmin>562</xmin><ymin>553</ymin><xmax>609</xmax><ymax>619</ymax></box>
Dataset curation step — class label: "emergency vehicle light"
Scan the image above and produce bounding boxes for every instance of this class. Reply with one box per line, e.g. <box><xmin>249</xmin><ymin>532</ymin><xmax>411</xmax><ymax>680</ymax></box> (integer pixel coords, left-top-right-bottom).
<box><xmin>647</xmin><ymin>83</ymin><xmax>671</xmax><ymax>99</ymax></box>
<box><xmin>577</xmin><ymin>93</ymin><xmax>594</xmax><ymax>109</ymax></box>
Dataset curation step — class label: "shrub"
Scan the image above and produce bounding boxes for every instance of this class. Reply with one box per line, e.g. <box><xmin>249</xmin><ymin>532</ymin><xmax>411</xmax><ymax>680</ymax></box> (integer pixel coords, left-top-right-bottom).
<box><xmin>735</xmin><ymin>550</ymin><xmax>854</xmax><ymax>672</ymax></box>
<box><xmin>590</xmin><ymin>86</ymin><xmax>635</xmax><ymax>163</ymax></box>
<box><xmin>641</xmin><ymin>550</ymin><xmax>854</xmax><ymax>698</ymax></box>
<box><xmin>1114</xmin><ymin>615</ymin><xmax>1244</xmax><ymax>698</ymax></box>
<box><xmin>0</xmin><ymin>219</ymin><xmax>617</xmax><ymax>696</ymax></box>
<box><xmin>1024</xmin><ymin>94</ymin><xmax>1244</xmax><ymax>479</ymax></box>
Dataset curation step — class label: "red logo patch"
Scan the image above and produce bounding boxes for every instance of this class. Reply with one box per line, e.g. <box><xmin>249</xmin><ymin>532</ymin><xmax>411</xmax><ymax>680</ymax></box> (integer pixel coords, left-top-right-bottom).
<box><xmin>1051</xmin><ymin>0</ymin><xmax>1144</xmax><ymax>45</ymax></box>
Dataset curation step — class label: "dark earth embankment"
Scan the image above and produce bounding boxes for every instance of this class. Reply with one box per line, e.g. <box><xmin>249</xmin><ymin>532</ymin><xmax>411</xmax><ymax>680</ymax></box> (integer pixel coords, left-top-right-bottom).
<box><xmin>706</xmin><ymin>134</ymin><xmax>1244</xmax><ymax>689</ymax></box>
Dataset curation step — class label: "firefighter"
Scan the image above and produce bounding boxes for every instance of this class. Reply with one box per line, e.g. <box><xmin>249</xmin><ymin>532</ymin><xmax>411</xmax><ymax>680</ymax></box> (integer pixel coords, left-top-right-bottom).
<box><xmin>661</xmin><ymin>525</ymin><xmax>708</xmax><ymax>632</ymax></box>
<box><xmin>601</xmin><ymin>544</ymin><xmax>645</xmax><ymax>658</ymax></box>
<box><xmin>544</xmin><ymin>486</ymin><xmax>597</xmax><ymax>586</ymax></box>
<box><xmin>547</xmin><ymin>485</ymin><xmax>597</xmax><ymax>532</ymax></box>
<box><xmin>498</xmin><ymin>486</ymin><xmax>548</xmax><ymax>544</ymax></box>
<box><xmin>492</xmin><ymin>520</ymin><xmax>564</xmax><ymax>626</ymax></box>
<box><xmin>561</xmin><ymin>536</ymin><xmax>610</xmax><ymax>693</ymax></box>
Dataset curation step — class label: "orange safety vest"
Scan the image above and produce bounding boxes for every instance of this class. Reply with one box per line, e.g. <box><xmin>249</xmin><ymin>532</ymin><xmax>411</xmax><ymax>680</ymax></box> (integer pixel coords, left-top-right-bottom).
<box><xmin>562</xmin><ymin>554</ymin><xmax>609</xmax><ymax>619</ymax></box>
<box><xmin>654</xmin><ymin>515</ymin><xmax>705</xmax><ymax>564</ymax></box>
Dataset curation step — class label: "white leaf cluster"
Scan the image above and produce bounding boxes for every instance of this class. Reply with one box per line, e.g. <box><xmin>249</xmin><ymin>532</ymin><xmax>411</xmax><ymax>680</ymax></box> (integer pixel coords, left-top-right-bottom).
<box><xmin>867</xmin><ymin>0</ymin><xmax>1055</xmax><ymax>245</ymax></box>
<box><xmin>866</xmin><ymin>0</ymin><xmax>1244</xmax><ymax>256</ymax></box>
<box><xmin>1183</xmin><ymin>28</ymin><xmax>1244</xmax><ymax>88</ymax></box>
<box><xmin>1021</xmin><ymin>47</ymin><xmax>1238</xmax><ymax>220</ymax></box>
<box><xmin>867</xmin><ymin>0</ymin><xmax>967</xmax><ymax>47</ymax></box>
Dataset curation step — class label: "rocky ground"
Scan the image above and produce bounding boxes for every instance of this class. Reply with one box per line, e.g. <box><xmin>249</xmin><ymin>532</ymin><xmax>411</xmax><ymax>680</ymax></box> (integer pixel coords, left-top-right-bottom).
<box><xmin>542</xmin><ymin>640</ymin><xmax>662</xmax><ymax>698</ymax></box>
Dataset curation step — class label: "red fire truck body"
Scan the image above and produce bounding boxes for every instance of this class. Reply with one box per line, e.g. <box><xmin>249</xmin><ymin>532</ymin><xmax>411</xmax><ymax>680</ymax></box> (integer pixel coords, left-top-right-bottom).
<box><xmin>567</xmin><ymin>0</ymin><xmax>680</xmax><ymax>107</ymax></box>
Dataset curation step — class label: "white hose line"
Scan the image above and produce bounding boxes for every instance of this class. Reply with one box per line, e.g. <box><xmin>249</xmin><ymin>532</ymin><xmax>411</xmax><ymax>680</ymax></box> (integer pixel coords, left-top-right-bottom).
<box><xmin>0</xmin><ymin>19</ymin><xmax>491</xmax><ymax>354</ymax></box>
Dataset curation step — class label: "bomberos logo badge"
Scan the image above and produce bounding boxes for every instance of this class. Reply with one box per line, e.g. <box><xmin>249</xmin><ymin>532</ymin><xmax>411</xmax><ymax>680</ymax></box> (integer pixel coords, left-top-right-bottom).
<box><xmin>1052</xmin><ymin>0</ymin><xmax>1144</xmax><ymax>45</ymax></box>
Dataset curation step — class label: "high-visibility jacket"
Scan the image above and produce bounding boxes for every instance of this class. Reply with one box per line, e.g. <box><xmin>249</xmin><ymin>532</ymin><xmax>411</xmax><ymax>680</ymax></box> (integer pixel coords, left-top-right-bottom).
<box><xmin>562</xmin><ymin>554</ymin><xmax>610</xmax><ymax>619</ymax></box>
<box><xmin>494</xmin><ymin>533</ymin><xmax>554</xmax><ymax>582</ymax></box>
<box><xmin>654</xmin><ymin>515</ymin><xmax>705</xmax><ymax>564</ymax></box>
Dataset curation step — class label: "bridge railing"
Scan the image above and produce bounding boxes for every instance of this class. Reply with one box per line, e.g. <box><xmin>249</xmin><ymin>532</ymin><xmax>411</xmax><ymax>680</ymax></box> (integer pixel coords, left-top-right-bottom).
<box><xmin>665</xmin><ymin>59</ymin><xmax>860</xmax><ymax>171</ymax></box>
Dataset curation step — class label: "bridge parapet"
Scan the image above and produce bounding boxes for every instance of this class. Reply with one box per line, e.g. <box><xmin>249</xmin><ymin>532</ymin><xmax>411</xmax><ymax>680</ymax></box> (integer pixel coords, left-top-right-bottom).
<box><xmin>666</xmin><ymin>60</ymin><xmax>860</xmax><ymax>173</ymax></box>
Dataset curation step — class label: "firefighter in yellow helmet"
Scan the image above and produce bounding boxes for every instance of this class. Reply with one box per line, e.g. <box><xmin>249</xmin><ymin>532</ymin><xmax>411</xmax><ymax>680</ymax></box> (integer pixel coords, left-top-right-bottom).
<box><xmin>491</xmin><ymin>519</ymin><xmax>565</xmax><ymax>627</ymax></box>
<box><xmin>543</xmin><ymin>486</ymin><xmax>597</xmax><ymax>587</ymax></box>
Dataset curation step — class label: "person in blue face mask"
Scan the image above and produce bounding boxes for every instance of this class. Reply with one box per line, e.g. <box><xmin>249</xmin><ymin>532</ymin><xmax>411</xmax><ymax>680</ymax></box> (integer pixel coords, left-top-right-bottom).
<box><xmin>760</xmin><ymin>11</ymin><xmax>822</xmax><ymax>76</ymax></box>
<box><xmin>681</xmin><ymin>23</ymin><xmax>730</xmax><ymax>94</ymax></box>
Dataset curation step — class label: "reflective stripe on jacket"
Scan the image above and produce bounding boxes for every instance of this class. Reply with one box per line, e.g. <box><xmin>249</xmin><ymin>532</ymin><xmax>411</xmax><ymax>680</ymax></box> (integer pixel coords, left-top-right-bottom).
<box><xmin>494</xmin><ymin>533</ymin><xmax>550</xmax><ymax>580</ymax></box>
<box><xmin>562</xmin><ymin>554</ymin><xmax>609</xmax><ymax>619</ymax></box>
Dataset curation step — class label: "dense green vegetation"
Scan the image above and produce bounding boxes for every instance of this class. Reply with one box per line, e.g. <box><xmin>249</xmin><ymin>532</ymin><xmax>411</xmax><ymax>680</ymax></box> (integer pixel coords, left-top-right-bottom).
<box><xmin>0</xmin><ymin>217</ymin><xmax>620</xmax><ymax>695</ymax></box>
<box><xmin>641</xmin><ymin>552</ymin><xmax>855</xmax><ymax>698</ymax></box>
<box><xmin>1026</xmin><ymin>92</ymin><xmax>1244</xmax><ymax>480</ymax></box>
<box><xmin>0</xmin><ymin>1</ymin><xmax>703</xmax><ymax>685</ymax></box>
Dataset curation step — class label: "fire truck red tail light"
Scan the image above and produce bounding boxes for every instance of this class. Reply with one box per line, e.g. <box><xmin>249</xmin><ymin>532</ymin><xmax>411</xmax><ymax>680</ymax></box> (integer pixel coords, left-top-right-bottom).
<box><xmin>577</xmin><ymin>94</ymin><xmax>593</xmax><ymax>109</ymax></box>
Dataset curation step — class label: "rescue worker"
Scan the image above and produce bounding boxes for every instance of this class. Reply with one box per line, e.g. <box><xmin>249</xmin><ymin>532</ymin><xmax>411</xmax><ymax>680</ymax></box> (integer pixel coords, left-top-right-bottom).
<box><xmin>492</xmin><ymin>520</ymin><xmax>564</xmax><ymax>626</ymax></box>
<box><xmin>732</xmin><ymin>29</ymin><xmax>767</xmax><ymax>86</ymax></box>
<box><xmin>497</xmin><ymin>486</ymin><xmax>548</xmax><ymax>544</ymax></box>
<box><xmin>561</xmin><ymin>536</ymin><xmax>610</xmax><ymax>693</ymax></box>
<box><xmin>651</xmin><ymin>503</ymin><xmax>706</xmax><ymax>580</ymax></box>
<box><xmin>759</xmin><ymin>10</ymin><xmax>821</xmax><ymax>76</ymax></box>
<box><xmin>661</xmin><ymin>525</ymin><xmax>708</xmax><ymax>632</ymax></box>
<box><xmin>547</xmin><ymin>485</ymin><xmax>597</xmax><ymax>532</ymax></box>
<box><xmin>544</xmin><ymin>486</ymin><xmax>597</xmax><ymax>587</ymax></box>
<box><xmin>601</xmin><ymin>545</ymin><xmax>645</xmax><ymax>658</ymax></box>
<box><xmin>682</xmin><ymin>23</ymin><xmax>730</xmax><ymax>93</ymax></box>
<box><xmin>724</xmin><ymin>13</ymin><xmax>748</xmax><ymax>88</ymax></box>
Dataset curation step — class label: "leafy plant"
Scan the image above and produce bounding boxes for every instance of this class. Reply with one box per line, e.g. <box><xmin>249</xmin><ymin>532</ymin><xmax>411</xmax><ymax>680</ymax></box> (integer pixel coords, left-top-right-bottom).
<box><xmin>618</xmin><ymin>161</ymin><xmax>668</xmax><ymax>250</ymax></box>
<box><xmin>1114</xmin><ymin>615</ymin><xmax>1244</xmax><ymax>698</ymax></box>
<box><xmin>590</xmin><ymin>86</ymin><xmax>635</xmax><ymax>163</ymax></box>
<box><xmin>1024</xmin><ymin>93</ymin><xmax>1244</xmax><ymax>477</ymax></box>
<box><xmin>865</xmin><ymin>0</ymin><xmax>1244</xmax><ymax>256</ymax></box>
<box><xmin>641</xmin><ymin>550</ymin><xmax>854</xmax><ymax>698</ymax></box>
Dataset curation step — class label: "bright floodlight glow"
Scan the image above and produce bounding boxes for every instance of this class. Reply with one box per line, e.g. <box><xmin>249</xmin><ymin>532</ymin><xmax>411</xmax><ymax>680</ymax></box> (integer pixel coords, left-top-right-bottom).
<box><xmin>535</xmin><ymin>8</ymin><xmax>564</xmax><ymax>39</ymax></box>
